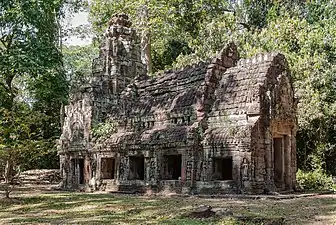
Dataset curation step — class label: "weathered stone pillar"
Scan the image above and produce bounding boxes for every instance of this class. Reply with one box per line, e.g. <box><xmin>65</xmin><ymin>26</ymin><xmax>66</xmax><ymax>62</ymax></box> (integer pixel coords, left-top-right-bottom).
<box><xmin>281</xmin><ymin>137</ymin><xmax>285</xmax><ymax>184</ymax></box>
<box><xmin>59</xmin><ymin>154</ymin><xmax>66</xmax><ymax>188</ymax></box>
<box><xmin>284</xmin><ymin>134</ymin><xmax>292</xmax><ymax>189</ymax></box>
<box><xmin>145</xmin><ymin>154</ymin><xmax>157</xmax><ymax>185</ymax></box>
<box><xmin>291</xmin><ymin>131</ymin><xmax>298</xmax><ymax>189</ymax></box>
<box><xmin>84</xmin><ymin>155</ymin><xmax>91</xmax><ymax>185</ymax></box>
<box><xmin>265</xmin><ymin>129</ymin><xmax>274</xmax><ymax>191</ymax></box>
<box><xmin>180</xmin><ymin>153</ymin><xmax>186</xmax><ymax>183</ymax></box>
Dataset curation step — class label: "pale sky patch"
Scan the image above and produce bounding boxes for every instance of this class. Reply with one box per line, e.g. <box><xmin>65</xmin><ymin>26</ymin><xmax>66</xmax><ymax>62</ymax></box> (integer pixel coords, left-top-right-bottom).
<box><xmin>64</xmin><ymin>11</ymin><xmax>92</xmax><ymax>46</ymax></box>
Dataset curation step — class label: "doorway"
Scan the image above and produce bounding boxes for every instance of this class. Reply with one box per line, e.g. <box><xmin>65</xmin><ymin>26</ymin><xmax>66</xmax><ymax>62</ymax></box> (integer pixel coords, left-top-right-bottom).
<box><xmin>101</xmin><ymin>158</ymin><xmax>115</xmax><ymax>179</ymax></box>
<box><xmin>163</xmin><ymin>155</ymin><xmax>182</xmax><ymax>180</ymax></box>
<box><xmin>129</xmin><ymin>155</ymin><xmax>145</xmax><ymax>180</ymax></box>
<box><xmin>273</xmin><ymin>138</ymin><xmax>284</xmax><ymax>185</ymax></box>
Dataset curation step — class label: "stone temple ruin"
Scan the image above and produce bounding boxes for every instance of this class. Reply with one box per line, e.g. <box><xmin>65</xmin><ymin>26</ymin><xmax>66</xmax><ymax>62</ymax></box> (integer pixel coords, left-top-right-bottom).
<box><xmin>58</xmin><ymin>13</ymin><xmax>298</xmax><ymax>194</ymax></box>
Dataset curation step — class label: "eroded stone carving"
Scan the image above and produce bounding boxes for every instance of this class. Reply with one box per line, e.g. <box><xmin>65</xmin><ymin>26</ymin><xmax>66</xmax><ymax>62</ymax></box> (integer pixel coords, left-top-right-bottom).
<box><xmin>241</xmin><ymin>158</ymin><xmax>249</xmax><ymax>181</ymax></box>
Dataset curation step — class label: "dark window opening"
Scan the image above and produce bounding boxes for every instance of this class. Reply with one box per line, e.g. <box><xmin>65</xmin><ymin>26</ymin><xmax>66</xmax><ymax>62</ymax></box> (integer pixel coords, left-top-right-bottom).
<box><xmin>71</xmin><ymin>159</ymin><xmax>76</xmax><ymax>177</ymax></box>
<box><xmin>71</xmin><ymin>159</ymin><xmax>84</xmax><ymax>184</ymax></box>
<box><xmin>129</xmin><ymin>156</ymin><xmax>144</xmax><ymax>180</ymax></box>
<box><xmin>101</xmin><ymin>158</ymin><xmax>115</xmax><ymax>179</ymax></box>
<box><xmin>212</xmin><ymin>157</ymin><xmax>233</xmax><ymax>180</ymax></box>
<box><xmin>164</xmin><ymin>155</ymin><xmax>182</xmax><ymax>180</ymax></box>
<box><xmin>78</xmin><ymin>159</ymin><xmax>84</xmax><ymax>184</ymax></box>
<box><xmin>172</xmin><ymin>118</ymin><xmax>178</xmax><ymax>124</ymax></box>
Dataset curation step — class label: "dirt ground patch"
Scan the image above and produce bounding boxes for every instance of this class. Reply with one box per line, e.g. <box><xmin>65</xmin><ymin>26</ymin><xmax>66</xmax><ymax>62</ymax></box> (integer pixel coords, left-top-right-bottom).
<box><xmin>0</xmin><ymin>185</ymin><xmax>335</xmax><ymax>224</ymax></box>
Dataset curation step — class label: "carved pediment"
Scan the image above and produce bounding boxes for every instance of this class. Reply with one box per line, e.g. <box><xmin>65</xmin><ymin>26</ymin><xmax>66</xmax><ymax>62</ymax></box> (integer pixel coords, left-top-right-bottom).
<box><xmin>274</xmin><ymin>74</ymin><xmax>295</xmax><ymax>120</ymax></box>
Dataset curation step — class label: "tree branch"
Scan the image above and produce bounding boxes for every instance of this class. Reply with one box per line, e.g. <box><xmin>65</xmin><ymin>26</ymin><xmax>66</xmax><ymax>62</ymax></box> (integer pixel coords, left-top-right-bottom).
<box><xmin>239</xmin><ymin>22</ymin><xmax>251</xmax><ymax>31</ymax></box>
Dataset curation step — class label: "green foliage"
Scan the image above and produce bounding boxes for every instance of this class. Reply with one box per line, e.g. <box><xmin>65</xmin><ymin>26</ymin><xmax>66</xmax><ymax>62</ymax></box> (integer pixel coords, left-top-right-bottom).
<box><xmin>153</xmin><ymin>40</ymin><xmax>192</xmax><ymax>71</ymax></box>
<box><xmin>173</xmin><ymin>13</ymin><xmax>238</xmax><ymax>68</ymax></box>
<box><xmin>19</xmin><ymin>140</ymin><xmax>59</xmax><ymax>171</ymax></box>
<box><xmin>63</xmin><ymin>44</ymin><xmax>99</xmax><ymax>90</ymax></box>
<box><xmin>0</xmin><ymin>104</ymin><xmax>59</xmax><ymax>171</ymax></box>
<box><xmin>88</xmin><ymin>0</ymin><xmax>230</xmax><ymax>72</ymax></box>
<box><xmin>296</xmin><ymin>169</ymin><xmax>334</xmax><ymax>191</ymax></box>
<box><xmin>0</xmin><ymin>0</ymin><xmax>70</xmax><ymax>185</ymax></box>
<box><xmin>0</xmin><ymin>0</ymin><xmax>66</xmax><ymax>107</ymax></box>
<box><xmin>91</xmin><ymin>120</ymin><xmax>118</xmax><ymax>138</ymax></box>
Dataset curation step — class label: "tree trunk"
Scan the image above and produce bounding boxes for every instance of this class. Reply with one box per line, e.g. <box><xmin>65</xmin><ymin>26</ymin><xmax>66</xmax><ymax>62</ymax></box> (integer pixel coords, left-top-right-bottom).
<box><xmin>4</xmin><ymin>159</ymin><xmax>14</xmax><ymax>199</ymax></box>
<box><xmin>60</xmin><ymin>103</ymin><xmax>65</xmax><ymax>128</ymax></box>
<box><xmin>4</xmin><ymin>160</ymin><xmax>12</xmax><ymax>184</ymax></box>
<box><xmin>139</xmin><ymin>4</ymin><xmax>152</xmax><ymax>74</ymax></box>
<box><xmin>5</xmin><ymin>186</ymin><xmax>11</xmax><ymax>199</ymax></box>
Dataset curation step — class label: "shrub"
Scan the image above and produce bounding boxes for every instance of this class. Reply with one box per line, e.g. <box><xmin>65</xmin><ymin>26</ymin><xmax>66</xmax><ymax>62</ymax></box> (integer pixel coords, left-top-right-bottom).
<box><xmin>296</xmin><ymin>169</ymin><xmax>334</xmax><ymax>191</ymax></box>
<box><xmin>91</xmin><ymin>120</ymin><xmax>117</xmax><ymax>138</ymax></box>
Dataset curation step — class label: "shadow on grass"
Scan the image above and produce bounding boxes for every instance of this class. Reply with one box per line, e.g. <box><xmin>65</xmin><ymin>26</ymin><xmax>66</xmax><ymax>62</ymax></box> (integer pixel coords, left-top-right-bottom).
<box><xmin>0</xmin><ymin>193</ymin><xmax>191</xmax><ymax>224</ymax></box>
<box><xmin>0</xmin><ymin>191</ymin><xmax>335</xmax><ymax>225</ymax></box>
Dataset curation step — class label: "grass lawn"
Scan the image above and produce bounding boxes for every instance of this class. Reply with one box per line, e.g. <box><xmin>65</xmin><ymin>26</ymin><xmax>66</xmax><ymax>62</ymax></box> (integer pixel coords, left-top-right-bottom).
<box><xmin>0</xmin><ymin>186</ymin><xmax>335</xmax><ymax>224</ymax></box>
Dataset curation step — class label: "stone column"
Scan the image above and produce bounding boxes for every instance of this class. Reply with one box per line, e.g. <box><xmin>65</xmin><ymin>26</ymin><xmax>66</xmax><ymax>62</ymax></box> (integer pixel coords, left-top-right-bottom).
<box><xmin>265</xmin><ymin>129</ymin><xmax>273</xmax><ymax>190</ymax></box>
<box><xmin>145</xmin><ymin>156</ymin><xmax>157</xmax><ymax>185</ymax></box>
<box><xmin>60</xmin><ymin>154</ymin><xmax>67</xmax><ymax>188</ymax></box>
<box><xmin>84</xmin><ymin>155</ymin><xmax>91</xmax><ymax>185</ymax></box>
<box><xmin>240</xmin><ymin>157</ymin><xmax>252</xmax><ymax>194</ymax></box>
<box><xmin>291</xmin><ymin>131</ymin><xmax>298</xmax><ymax>189</ymax></box>
<box><xmin>281</xmin><ymin>137</ymin><xmax>285</xmax><ymax>185</ymax></box>
<box><xmin>284</xmin><ymin>134</ymin><xmax>292</xmax><ymax>189</ymax></box>
<box><xmin>76</xmin><ymin>159</ymin><xmax>80</xmax><ymax>185</ymax></box>
<box><xmin>181</xmin><ymin>152</ymin><xmax>186</xmax><ymax>183</ymax></box>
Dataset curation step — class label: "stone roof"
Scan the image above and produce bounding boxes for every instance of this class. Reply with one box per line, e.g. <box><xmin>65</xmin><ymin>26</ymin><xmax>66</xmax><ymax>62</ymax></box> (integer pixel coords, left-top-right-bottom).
<box><xmin>211</xmin><ymin>52</ymin><xmax>287</xmax><ymax>116</ymax></box>
<box><xmin>205</xmin><ymin>52</ymin><xmax>289</xmax><ymax>146</ymax></box>
<box><xmin>94</xmin><ymin>126</ymin><xmax>193</xmax><ymax>150</ymax></box>
<box><xmin>92</xmin><ymin>44</ymin><xmax>290</xmax><ymax>150</ymax></box>
<box><xmin>120</xmin><ymin>61</ymin><xmax>209</xmax><ymax>117</ymax></box>
<box><xmin>93</xmin><ymin>61</ymin><xmax>212</xmax><ymax>150</ymax></box>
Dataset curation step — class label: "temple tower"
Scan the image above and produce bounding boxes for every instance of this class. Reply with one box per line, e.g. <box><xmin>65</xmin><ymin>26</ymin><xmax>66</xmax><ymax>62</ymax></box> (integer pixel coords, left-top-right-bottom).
<box><xmin>91</xmin><ymin>13</ymin><xmax>146</xmax><ymax>121</ymax></box>
<box><xmin>92</xmin><ymin>13</ymin><xmax>146</xmax><ymax>95</ymax></box>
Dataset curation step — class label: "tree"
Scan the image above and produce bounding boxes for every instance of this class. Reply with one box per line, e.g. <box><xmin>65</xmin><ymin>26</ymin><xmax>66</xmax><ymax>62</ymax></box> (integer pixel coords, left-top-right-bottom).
<box><xmin>0</xmin><ymin>104</ymin><xmax>51</xmax><ymax>197</ymax></box>
<box><xmin>0</xmin><ymin>0</ymin><xmax>68</xmax><ymax>198</ymax></box>
<box><xmin>63</xmin><ymin>44</ymin><xmax>98</xmax><ymax>91</ymax></box>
